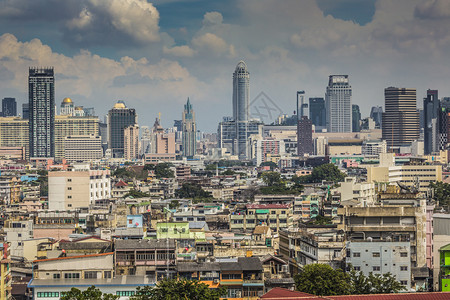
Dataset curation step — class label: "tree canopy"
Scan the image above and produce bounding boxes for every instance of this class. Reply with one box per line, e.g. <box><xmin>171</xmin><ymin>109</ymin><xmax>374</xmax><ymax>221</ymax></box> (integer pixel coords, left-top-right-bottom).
<box><xmin>60</xmin><ymin>286</ymin><xmax>118</xmax><ymax>300</ymax></box>
<box><xmin>296</xmin><ymin>163</ymin><xmax>346</xmax><ymax>184</ymax></box>
<box><xmin>295</xmin><ymin>264</ymin><xmax>351</xmax><ymax>296</ymax></box>
<box><xmin>124</xmin><ymin>189</ymin><xmax>151</xmax><ymax>198</ymax></box>
<box><xmin>130</xmin><ymin>278</ymin><xmax>226</xmax><ymax>300</ymax></box>
<box><xmin>295</xmin><ymin>264</ymin><xmax>405</xmax><ymax>296</ymax></box>
<box><xmin>429</xmin><ymin>181</ymin><xmax>450</xmax><ymax>208</ymax></box>
<box><xmin>144</xmin><ymin>163</ymin><xmax>175</xmax><ymax>179</ymax></box>
<box><xmin>258</xmin><ymin>172</ymin><xmax>303</xmax><ymax>195</ymax></box>
<box><xmin>175</xmin><ymin>183</ymin><xmax>213</xmax><ymax>202</ymax></box>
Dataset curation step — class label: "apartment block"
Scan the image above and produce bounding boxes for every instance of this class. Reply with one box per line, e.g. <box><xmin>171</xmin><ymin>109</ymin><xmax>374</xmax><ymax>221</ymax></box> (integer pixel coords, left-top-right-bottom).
<box><xmin>64</xmin><ymin>135</ymin><xmax>103</xmax><ymax>162</ymax></box>
<box><xmin>48</xmin><ymin>169</ymin><xmax>111</xmax><ymax>210</ymax></box>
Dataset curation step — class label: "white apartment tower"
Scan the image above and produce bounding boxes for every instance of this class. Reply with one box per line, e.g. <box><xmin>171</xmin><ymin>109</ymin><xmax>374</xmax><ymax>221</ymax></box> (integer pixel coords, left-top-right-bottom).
<box><xmin>326</xmin><ymin>75</ymin><xmax>352</xmax><ymax>133</ymax></box>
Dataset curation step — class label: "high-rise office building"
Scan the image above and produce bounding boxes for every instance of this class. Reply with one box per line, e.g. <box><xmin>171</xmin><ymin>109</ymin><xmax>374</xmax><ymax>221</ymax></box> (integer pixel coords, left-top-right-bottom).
<box><xmin>233</xmin><ymin>61</ymin><xmax>250</xmax><ymax>159</ymax></box>
<box><xmin>382</xmin><ymin>87</ymin><xmax>419</xmax><ymax>148</ymax></box>
<box><xmin>325</xmin><ymin>75</ymin><xmax>352</xmax><ymax>133</ymax></box>
<box><xmin>352</xmin><ymin>104</ymin><xmax>361</xmax><ymax>132</ymax></box>
<box><xmin>370</xmin><ymin>106</ymin><xmax>383</xmax><ymax>128</ymax></box>
<box><xmin>309</xmin><ymin>98</ymin><xmax>326</xmax><ymax>129</ymax></box>
<box><xmin>60</xmin><ymin>98</ymin><xmax>74</xmax><ymax>115</ymax></box>
<box><xmin>124</xmin><ymin>124</ymin><xmax>140</xmax><ymax>160</ymax></box>
<box><xmin>439</xmin><ymin>97</ymin><xmax>450</xmax><ymax>151</ymax></box>
<box><xmin>107</xmin><ymin>101</ymin><xmax>137</xmax><ymax>158</ymax></box>
<box><xmin>2</xmin><ymin>98</ymin><xmax>16</xmax><ymax>117</ymax></box>
<box><xmin>0</xmin><ymin>117</ymin><xmax>29</xmax><ymax>158</ymax></box>
<box><xmin>423</xmin><ymin>89</ymin><xmax>439</xmax><ymax>154</ymax></box>
<box><xmin>150</xmin><ymin>118</ymin><xmax>175</xmax><ymax>154</ymax></box>
<box><xmin>182</xmin><ymin>98</ymin><xmax>196</xmax><ymax>158</ymax></box>
<box><xmin>22</xmin><ymin>103</ymin><xmax>29</xmax><ymax>119</ymax></box>
<box><xmin>28</xmin><ymin>67</ymin><xmax>55</xmax><ymax>158</ymax></box>
<box><xmin>55</xmin><ymin>115</ymin><xmax>99</xmax><ymax>160</ymax></box>
<box><xmin>297</xmin><ymin>116</ymin><xmax>313</xmax><ymax>156</ymax></box>
<box><xmin>140</xmin><ymin>126</ymin><xmax>151</xmax><ymax>155</ymax></box>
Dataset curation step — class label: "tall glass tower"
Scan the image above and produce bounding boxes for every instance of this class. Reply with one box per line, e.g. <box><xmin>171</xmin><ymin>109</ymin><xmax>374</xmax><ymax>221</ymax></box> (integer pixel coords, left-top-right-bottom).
<box><xmin>29</xmin><ymin>67</ymin><xmax>55</xmax><ymax>158</ymax></box>
<box><xmin>182</xmin><ymin>98</ymin><xmax>196</xmax><ymax>158</ymax></box>
<box><xmin>233</xmin><ymin>61</ymin><xmax>250</xmax><ymax>159</ymax></box>
<box><xmin>107</xmin><ymin>101</ymin><xmax>137</xmax><ymax>158</ymax></box>
<box><xmin>325</xmin><ymin>75</ymin><xmax>352</xmax><ymax>133</ymax></box>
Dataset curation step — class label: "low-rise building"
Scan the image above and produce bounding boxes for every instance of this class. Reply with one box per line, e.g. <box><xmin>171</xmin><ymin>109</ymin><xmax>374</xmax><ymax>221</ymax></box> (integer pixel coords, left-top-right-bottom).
<box><xmin>279</xmin><ymin>228</ymin><xmax>318</xmax><ymax>275</ymax></box>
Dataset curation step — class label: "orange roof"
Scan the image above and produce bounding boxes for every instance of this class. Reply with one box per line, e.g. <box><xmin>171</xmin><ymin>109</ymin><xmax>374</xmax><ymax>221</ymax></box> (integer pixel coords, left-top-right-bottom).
<box><xmin>260</xmin><ymin>288</ymin><xmax>318</xmax><ymax>299</ymax></box>
<box><xmin>33</xmin><ymin>252</ymin><xmax>113</xmax><ymax>263</ymax></box>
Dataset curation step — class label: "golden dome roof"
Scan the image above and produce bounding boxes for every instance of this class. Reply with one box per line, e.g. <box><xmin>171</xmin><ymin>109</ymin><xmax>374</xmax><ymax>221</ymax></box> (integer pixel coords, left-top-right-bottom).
<box><xmin>113</xmin><ymin>101</ymin><xmax>126</xmax><ymax>109</ymax></box>
<box><xmin>62</xmin><ymin>97</ymin><xmax>72</xmax><ymax>104</ymax></box>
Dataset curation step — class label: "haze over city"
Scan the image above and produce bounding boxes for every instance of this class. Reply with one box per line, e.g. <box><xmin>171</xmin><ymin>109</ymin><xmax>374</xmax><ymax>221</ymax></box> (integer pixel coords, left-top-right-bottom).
<box><xmin>1</xmin><ymin>0</ymin><xmax>450</xmax><ymax>130</ymax></box>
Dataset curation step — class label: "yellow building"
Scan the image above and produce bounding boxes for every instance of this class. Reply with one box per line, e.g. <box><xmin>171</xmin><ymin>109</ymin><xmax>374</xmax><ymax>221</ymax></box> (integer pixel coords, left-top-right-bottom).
<box><xmin>0</xmin><ymin>117</ymin><xmax>29</xmax><ymax>159</ymax></box>
<box><xmin>0</xmin><ymin>243</ymin><xmax>12</xmax><ymax>299</ymax></box>
<box><xmin>55</xmin><ymin>115</ymin><xmax>99</xmax><ymax>160</ymax></box>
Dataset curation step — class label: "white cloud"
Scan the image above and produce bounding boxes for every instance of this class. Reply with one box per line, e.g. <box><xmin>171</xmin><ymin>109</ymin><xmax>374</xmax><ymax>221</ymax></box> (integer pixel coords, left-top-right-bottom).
<box><xmin>163</xmin><ymin>45</ymin><xmax>196</xmax><ymax>57</ymax></box>
<box><xmin>415</xmin><ymin>0</ymin><xmax>450</xmax><ymax>19</ymax></box>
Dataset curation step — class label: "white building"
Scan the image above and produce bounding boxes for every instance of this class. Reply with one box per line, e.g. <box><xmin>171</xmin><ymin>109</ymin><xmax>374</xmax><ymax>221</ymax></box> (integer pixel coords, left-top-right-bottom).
<box><xmin>64</xmin><ymin>135</ymin><xmax>103</xmax><ymax>162</ymax></box>
<box><xmin>326</xmin><ymin>75</ymin><xmax>352</xmax><ymax>133</ymax></box>
<box><xmin>5</xmin><ymin>220</ymin><xmax>34</xmax><ymax>258</ymax></box>
<box><xmin>337</xmin><ymin>177</ymin><xmax>376</xmax><ymax>207</ymax></box>
<box><xmin>252</xmin><ymin>138</ymin><xmax>285</xmax><ymax>166</ymax></box>
<box><xmin>362</xmin><ymin>140</ymin><xmax>387</xmax><ymax>156</ymax></box>
<box><xmin>48</xmin><ymin>169</ymin><xmax>111</xmax><ymax>210</ymax></box>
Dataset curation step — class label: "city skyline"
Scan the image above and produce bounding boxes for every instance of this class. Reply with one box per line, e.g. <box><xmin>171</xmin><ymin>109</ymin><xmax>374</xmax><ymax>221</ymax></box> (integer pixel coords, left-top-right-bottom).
<box><xmin>1</xmin><ymin>1</ymin><xmax>450</xmax><ymax>131</ymax></box>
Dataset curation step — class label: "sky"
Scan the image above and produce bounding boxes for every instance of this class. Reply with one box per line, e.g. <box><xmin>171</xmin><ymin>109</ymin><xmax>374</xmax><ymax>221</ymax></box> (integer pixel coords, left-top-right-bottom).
<box><xmin>1</xmin><ymin>0</ymin><xmax>450</xmax><ymax>131</ymax></box>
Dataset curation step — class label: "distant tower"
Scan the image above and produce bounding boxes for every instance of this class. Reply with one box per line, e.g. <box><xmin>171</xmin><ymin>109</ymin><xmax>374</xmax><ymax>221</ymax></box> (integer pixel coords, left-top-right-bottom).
<box><xmin>233</xmin><ymin>60</ymin><xmax>250</xmax><ymax>159</ymax></box>
<box><xmin>423</xmin><ymin>89</ymin><xmax>439</xmax><ymax>154</ymax></box>
<box><xmin>60</xmin><ymin>97</ymin><xmax>74</xmax><ymax>115</ymax></box>
<box><xmin>182</xmin><ymin>98</ymin><xmax>197</xmax><ymax>158</ymax></box>
<box><xmin>107</xmin><ymin>101</ymin><xmax>137</xmax><ymax>158</ymax></box>
<box><xmin>124</xmin><ymin>124</ymin><xmax>140</xmax><ymax>160</ymax></box>
<box><xmin>326</xmin><ymin>75</ymin><xmax>352</xmax><ymax>132</ymax></box>
<box><xmin>2</xmin><ymin>97</ymin><xmax>17</xmax><ymax>117</ymax></box>
<box><xmin>297</xmin><ymin>116</ymin><xmax>313</xmax><ymax>156</ymax></box>
<box><xmin>370</xmin><ymin>106</ymin><xmax>383</xmax><ymax>128</ymax></box>
<box><xmin>22</xmin><ymin>103</ymin><xmax>29</xmax><ymax>119</ymax></box>
<box><xmin>29</xmin><ymin>67</ymin><xmax>55</xmax><ymax>158</ymax></box>
<box><xmin>382</xmin><ymin>87</ymin><xmax>419</xmax><ymax>149</ymax></box>
<box><xmin>309</xmin><ymin>97</ymin><xmax>326</xmax><ymax>129</ymax></box>
<box><xmin>352</xmin><ymin>104</ymin><xmax>361</xmax><ymax>132</ymax></box>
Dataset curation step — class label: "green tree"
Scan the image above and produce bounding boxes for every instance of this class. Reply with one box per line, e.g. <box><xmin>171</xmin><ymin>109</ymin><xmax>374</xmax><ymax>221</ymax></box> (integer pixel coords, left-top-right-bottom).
<box><xmin>124</xmin><ymin>189</ymin><xmax>150</xmax><ymax>198</ymax></box>
<box><xmin>130</xmin><ymin>278</ymin><xmax>226</xmax><ymax>300</ymax></box>
<box><xmin>205</xmin><ymin>163</ymin><xmax>217</xmax><ymax>171</ymax></box>
<box><xmin>260</xmin><ymin>171</ymin><xmax>282</xmax><ymax>186</ymax></box>
<box><xmin>348</xmin><ymin>268</ymin><xmax>405</xmax><ymax>294</ymax></box>
<box><xmin>154</xmin><ymin>163</ymin><xmax>174</xmax><ymax>178</ymax></box>
<box><xmin>294</xmin><ymin>264</ymin><xmax>351</xmax><ymax>296</ymax></box>
<box><xmin>297</xmin><ymin>164</ymin><xmax>346</xmax><ymax>183</ymax></box>
<box><xmin>169</xmin><ymin>200</ymin><xmax>180</xmax><ymax>209</ymax></box>
<box><xmin>221</xmin><ymin>169</ymin><xmax>235</xmax><ymax>176</ymax></box>
<box><xmin>429</xmin><ymin>181</ymin><xmax>450</xmax><ymax>207</ymax></box>
<box><xmin>175</xmin><ymin>183</ymin><xmax>213</xmax><ymax>201</ymax></box>
<box><xmin>60</xmin><ymin>286</ymin><xmax>119</xmax><ymax>300</ymax></box>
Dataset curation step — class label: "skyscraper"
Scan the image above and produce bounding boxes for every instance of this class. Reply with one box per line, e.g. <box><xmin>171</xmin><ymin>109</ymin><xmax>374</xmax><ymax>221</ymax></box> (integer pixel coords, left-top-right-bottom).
<box><xmin>325</xmin><ymin>75</ymin><xmax>352</xmax><ymax>133</ymax></box>
<box><xmin>2</xmin><ymin>98</ymin><xmax>16</xmax><ymax>117</ymax></box>
<box><xmin>107</xmin><ymin>101</ymin><xmax>137</xmax><ymax>158</ymax></box>
<box><xmin>182</xmin><ymin>98</ymin><xmax>196</xmax><ymax>158</ymax></box>
<box><xmin>370</xmin><ymin>106</ymin><xmax>383</xmax><ymax>128</ymax></box>
<box><xmin>352</xmin><ymin>104</ymin><xmax>361</xmax><ymax>132</ymax></box>
<box><xmin>423</xmin><ymin>89</ymin><xmax>439</xmax><ymax>154</ymax></box>
<box><xmin>309</xmin><ymin>97</ymin><xmax>326</xmax><ymax>129</ymax></box>
<box><xmin>22</xmin><ymin>103</ymin><xmax>29</xmax><ymax>119</ymax></box>
<box><xmin>124</xmin><ymin>124</ymin><xmax>140</xmax><ymax>160</ymax></box>
<box><xmin>233</xmin><ymin>61</ymin><xmax>250</xmax><ymax>159</ymax></box>
<box><xmin>297</xmin><ymin>116</ymin><xmax>313</xmax><ymax>156</ymax></box>
<box><xmin>382</xmin><ymin>87</ymin><xmax>419</xmax><ymax>148</ymax></box>
<box><xmin>28</xmin><ymin>67</ymin><xmax>55</xmax><ymax>158</ymax></box>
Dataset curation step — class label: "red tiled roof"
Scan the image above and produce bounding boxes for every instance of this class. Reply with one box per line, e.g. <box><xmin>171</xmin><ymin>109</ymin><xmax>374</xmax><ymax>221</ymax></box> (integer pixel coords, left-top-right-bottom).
<box><xmin>33</xmin><ymin>252</ymin><xmax>113</xmax><ymax>263</ymax></box>
<box><xmin>246</xmin><ymin>204</ymin><xmax>290</xmax><ymax>209</ymax></box>
<box><xmin>327</xmin><ymin>293</ymin><xmax>450</xmax><ymax>300</ymax></box>
<box><xmin>115</xmin><ymin>180</ymin><xmax>128</xmax><ymax>187</ymax></box>
<box><xmin>260</xmin><ymin>288</ymin><xmax>319</xmax><ymax>299</ymax></box>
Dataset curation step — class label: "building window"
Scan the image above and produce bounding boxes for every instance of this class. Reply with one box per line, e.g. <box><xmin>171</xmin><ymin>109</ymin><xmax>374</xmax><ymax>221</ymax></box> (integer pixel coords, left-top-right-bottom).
<box><xmin>353</xmin><ymin>252</ymin><xmax>360</xmax><ymax>257</ymax></box>
<box><xmin>226</xmin><ymin>288</ymin><xmax>242</xmax><ymax>298</ymax></box>
<box><xmin>372</xmin><ymin>266</ymin><xmax>380</xmax><ymax>271</ymax></box>
<box><xmin>67</xmin><ymin>179</ymin><xmax>72</xmax><ymax>182</ymax></box>
<box><xmin>85</xmin><ymin>271</ymin><xmax>97</xmax><ymax>279</ymax></box>
<box><xmin>222</xmin><ymin>273</ymin><xmax>241</xmax><ymax>280</ymax></box>
<box><xmin>116</xmin><ymin>291</ymin><xmax>135</xmax><ymax>296</ymax></box>
<box><xmin>64</xmin><ymin>273</ymin><xmax>80</xmax><ymax>279</ymax></box>
<box><xmin>68</xmin><ymin>187</ymin><xmax>72</xmax><ymax>190</ymax></box>
<box><xmin>104</xmin><ymin>271</ymin><xmax>112</xmax><ymax>279</ymax></box>
<box><xmin>53</xmin><ymin>274</ymin><xmax>60</xmax><ymax>279</ymax></box>
<box><xmin>354</xmin><ymin>266</ymin><xmax>361</xmax><ymax>271</ymax></box>
<box><xmin>67</xmin><ymin>195</ymin><xmax>72</xmax><ymax>199</ymax></box>
<box><xmin>400</xmin><ymin>266</ymin><xmax>408</xmax><ymax>271</ymax></box>
<box><xmin>400</xmin><ymin>280</ymin><xmax>408</xmax><ymax>286</ymax></box>
<box><xmin>400</xmin><ymin>252</ymin><xmax>408</xmax><ymax>257</ymax></box>
<box><xmin>37</xmin><ymin>292</ymin><xmax>59</xmax><ymax>298</ymax></box>
<box><xmin>373</xmin><ymin>252</ymin><xmax>380</xmax><ymax>257</ymax></box>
